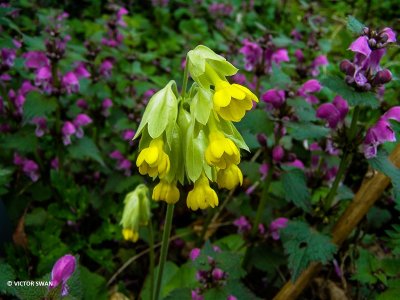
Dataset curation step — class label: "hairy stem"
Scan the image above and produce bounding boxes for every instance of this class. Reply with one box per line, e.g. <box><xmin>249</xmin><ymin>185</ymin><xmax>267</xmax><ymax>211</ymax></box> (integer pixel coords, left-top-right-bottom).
<box><xmin>148</xmin><ymin>221</ymin><xmax>155</xmax><ymax>300</ymax></box>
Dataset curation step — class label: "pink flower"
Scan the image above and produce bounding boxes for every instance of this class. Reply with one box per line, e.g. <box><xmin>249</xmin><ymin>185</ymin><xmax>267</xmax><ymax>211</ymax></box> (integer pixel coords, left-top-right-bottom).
<box><xmin>262</xmin><ymin>89</ymin><xmax>286</xmax><ymax>109</ymax></box>
<box><xmin>23</xmin><ymin>51</ymin><xmax>49</xmax><ymax>69</ymax></box>
<box><xmin>101</xmin><ymin>98</ymin><xmax>113</xmax><ymax>117</ymax></box>
<box><xmin>32</xmin><ymin>117</ymin><xmax>47</xmax><ymax>137</ymax></box>
<box><xmin>122</xmin><ymin>129</ymin><xmax>135</xmax><ymax>141</ymax></box>
<box><xmin>233</xmin><ymin>216</ymin><xmax>251</xmax><ymax>233</ymax></box>
<box><xmin>189</xmin><ymin>248</ymin><xmax>201</xmax><ymax>261</ymax></box>
<box><xmin>269</xmin><ymin>217</ymin><xmax>289</xmax><ymax>240</ymax></box>
<box><xmin>49</xmin><ymin>254</ymin><xmax>76</xmax><ymax>296</ymax></box>
<box><xmin>62</xmin><ymin>72</ymin><xmax>79</xmax><ymax>94</ymax></box>
<box><xmin>316</xmin><ymin>96</ymin><xmax>349</xmax><ymax>128</ymax></box>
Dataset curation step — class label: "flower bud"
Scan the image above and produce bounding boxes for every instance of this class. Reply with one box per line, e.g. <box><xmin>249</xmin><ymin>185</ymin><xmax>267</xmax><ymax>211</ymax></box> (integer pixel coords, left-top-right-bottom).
<box><xmin>339</xmin><ymin>60</ymin><xmax>355</xmax><ymax>75</ymax></box>
<box><xmin>257</xmin><ymin>133</ymin><xmax>267</xmax><ymax>147</ymax></box>
<box><xmin>49</xmin><ymin>254</ymin><xmax>76</xmax><ymax>296</ymax></box>
<box><xmin>272</xmin><ymin>145</ymin><xmax>284</xmax><ymax>162</ymax></box>
<box><xmin>373</xmin><ymin>69</ymin><xmax>392</xmax><ymax>85</ymax></box>
<box><xmin>368</xmin><ymin>38</ymin><xmax>377</xmax><ymax>48</ymax></box>
<box><xmin>120</xmin><ymin>184</ymin><xmax>151</xmax><ymax>242</ymax></box>
<box><xmin>212</xmin><ymin>268</ymin><xmax>224</xmax><ymax>281</ymax></box>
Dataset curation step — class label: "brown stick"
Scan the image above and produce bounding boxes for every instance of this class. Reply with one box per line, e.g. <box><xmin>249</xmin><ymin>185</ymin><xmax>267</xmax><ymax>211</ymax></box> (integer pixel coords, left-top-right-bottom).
<box><xmin>273</xmin><ymin>144</ymin><xmax>400</xmax><ymax>300</ymax></box>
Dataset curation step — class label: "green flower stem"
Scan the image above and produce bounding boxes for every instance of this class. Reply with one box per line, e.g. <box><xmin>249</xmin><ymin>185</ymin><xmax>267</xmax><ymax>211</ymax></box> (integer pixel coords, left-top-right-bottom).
<box><xmin>148</xmin><ymin>221</ymin><xmax>155</xmax><ymax>300</ymax></box>
<box><xmin>51</xmin><ymin>61</ymin><xmax>64</xmax><ymax>170</ymax></box>
<box><xmin>324</xmin><ymin>106</ymin><xmax>360</xmax><ymax>210</ymax></box>
<box><xmin>154</xmin><ymin>203</ymin><xmax>175</xmax><ymax>300</ymax></box>
<box><xmin>251</xmin><ymin>166</ymin><xmax>274</xmax><ymax>236</ymax></box>
<box><xmin>181</xmin><ymin>56</ymin><xmax>189</xmax><ymax>98</ymax></box>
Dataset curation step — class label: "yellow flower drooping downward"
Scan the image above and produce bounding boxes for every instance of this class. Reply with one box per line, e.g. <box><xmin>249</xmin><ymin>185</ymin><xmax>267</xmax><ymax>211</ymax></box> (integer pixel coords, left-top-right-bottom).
<box><xmin>213</xmin><ymin>81</ymin><xmax>258</xmax><ymax>122</ymax></box>
<box><xmin>122</xmin><ymin>228</ymin><xmax>139</xmax><ymax>243</ymax></box>
<box><xmin>187</xmin><ymin>175</ymin><xmax>219</xmax><ymax>211</ymax></box>
<box><xmin>136</xmin><ymin>138</ymin><xmax>170</xmax><ymax>178</ymax></box>
<box><xmin>205</xmin><ymin>131</ymin><xmax>240</xmax><ymax>169</ymax></box>
<box><xmin>152</xmin><ymin>180</ymin><xmax>180</xmax><ymax>204</ymax></box>
<box><xmin>120</xmin><ymin>184</ymin><xmax>151</xmax><ymax>243</ymax></box>
<box><xmin>216</xmin><ymin>164</ymin><xmax>243</xmax><ymax>190</ymax></box>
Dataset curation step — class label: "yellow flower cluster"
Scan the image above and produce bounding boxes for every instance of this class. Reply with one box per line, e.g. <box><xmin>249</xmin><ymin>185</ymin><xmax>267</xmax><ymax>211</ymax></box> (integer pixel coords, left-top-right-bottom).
<box><xmin>134</xmin><ymin>46</ymin><xmax>258</xmax><ymax>211</ymax></box>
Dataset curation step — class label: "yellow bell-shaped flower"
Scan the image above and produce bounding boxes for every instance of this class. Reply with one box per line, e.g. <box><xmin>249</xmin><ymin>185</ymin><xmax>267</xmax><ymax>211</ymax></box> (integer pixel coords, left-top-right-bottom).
<box><xmin>205</xmin><ymin>131</ymin><xmax>240</xmax><ymax>169</ymax></box>
<box><xmin>213</xmin><ymin>81</ymin><xmax>258</xmax><ymax>122</ymax></box>
<box><xmin>216</xmin><ymin>164</ymin><xmax>243</xmax><ymax>190</ymax></box>
<box><xmin>122</xmin><ymin>228</ymin><xmax>139</xmax><ymax>242</ymax></box>
<box><xmin>152</xmin><ymin>180</ymin><xmax>180</xmax><ymax>204</ymax></box>
<box><xmin>187</xmin><ymin>176</ymin><xmax>219</xmax><ymax>211</ymax></box>
<box><xmin>136</xmin><ymin>138</ymin><xmax>170</xmax><ymax>178</ymax></box>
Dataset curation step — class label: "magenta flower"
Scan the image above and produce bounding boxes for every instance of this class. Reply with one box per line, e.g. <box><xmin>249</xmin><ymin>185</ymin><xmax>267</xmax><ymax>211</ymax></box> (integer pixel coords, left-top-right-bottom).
<box><xmin>310</xmin><ymin>55</ymin><xmax>328</xmax><ymax>76</ymax></box>
<box><xmin>262</xmin><ymin>89</ymin><xmax>286</xmax><ymax>109</ymax></box>
<box><xmin>297</xmin><ymin>79</ymin><xmax>322</xmax><ymax>104</ymax></box>
<box><xmin>233</xmin><ymin>216</ymin><xmax>251</xmax><ymax>233</ymax></box>
<box><xmin>284</xmin><ymin>158</ymin><xmax>305</xmax><ymax>169</ymax></box>
<box><xmin>1</xmin><ymin>48</ymin><xmax>16</xmax><ymax>67</ymax></box>
<box><xmin>73</xmin><ymin>63</ymin><xmax>91</xmax><ymax>79</ymax></box>
<box><xmin>51</xmin><ymin>158</ymin><xmax>59</xmax><ymax>170</ymax></box>
<box><xmin>76</xmin><ymin>99</ymin><xmax>88</xmax><ymax>110</ymax></box>
<box><xmin>122</xmin><ymin>129</ymin><xmax>135</xmax><ymax>141</ymax></box>
<box><xmin>62</xmin><ymin>121</ymin><xmax>76</xmax><ymax>145</ymax></box>
<box><xmin>101</xmin><ymin>98</ymin><xmax>113</xmax><ymax>117</ymax></box>
<box><xmin>109</xmin><ymin>150</ymin><xmax>124</xmax><ymax>160</ymax></box>
<box><xmin>191</xmin><ymin>289</ymin><xmax>204</xmax><ymax>300</ymax></box>
<box><xmin>272</xmin><ymin>145</ymin><xmax>285</xmax><ymax>162</ymax></box>
<box><xmin>35</xmin><ymin>66</ymin><xmax>52</xmax><ymax>93</ymax></box>
<box><xmin>363</xmin><ymin>106</ymin><xmax>400</xmax><ymax>158</ymax></box>
<box><xmin>240</xmin><ymin>39</ymin><xmax>262</xmax><ymax>72</ymax></box>
<box><xmin>23</xmin><ymin>160</ymin><xmax>40</xmax><ymax>182</ymax></box>
<box><xmin>99</xmin><ymin>59</ymin><xmax>114</xmax><ymax>78</ymax></box>
<box><xmin>73</xmin><ymin>114</ymin><xmax>92</xmax><ymax>138</ymax></box>
<box><xmin>294</xmin><ymin>49</ymin><xmax>304</xmax><ymax>62</ymax></box>
<box><xmin>49</xmin><ymin>254</ymin><xmax>76</xmax><ymax>296</ymax></box>
<box><xmin>32</xmin><ymin>117</ymin><xmax>47</xmax><ymax>137</ymax></box>
<box><xmin>211</xmin><ymin>268</ymin><xmax>224</xmax><ymax>280</ymax></box>
<box><xmin>62</xmin><ymin>72</ymin><xmax>79</xmax><ymax>94</ymax></box>
<box><xmin>272</xmin><ymin>49</ymin><xmax>289</xmax><ymax>65</ymax></box>
<box><xmin>23</xmin><ymin>51</ymin><xmax>49</xmax><ymax>69</ymax></box>
<box><xmin>316</xmin><ymin>96</ymin><xmax>349</xmax><ymax>128</ymax></box>
<box><xmin>259</xmin><ymin>163</ymin><xmax>269</xmax><ymax>180</ymax></box>
<box><xmin>189</xmin><ymin>248</ymin><xmax>201</xmax><ymax>261</ymax></box>
<box><xmin>269</xmin><ymin>217</ymin><xmax>289</xmax><ymax>240</ymax></box>
<box><xmin>227</xmin><ymin>296</ymin><xmax>238</xmax><ymax>300</ymax></box>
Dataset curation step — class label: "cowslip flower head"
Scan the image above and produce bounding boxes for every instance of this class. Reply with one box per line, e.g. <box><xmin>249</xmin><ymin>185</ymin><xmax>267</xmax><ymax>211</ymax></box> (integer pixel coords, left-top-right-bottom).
<box><xmin>120</xmin><ymin>184</ymin><xmax>151</xmax><ymax>242</ymax></box>
<box><xmin>136</xmin><ymin>138</ymin><xmax>170</xmax><ymax>178</ymax></box>
<box><xmin>205</xmin><ymin>131</ymin><xmax>240</xmax><ymax>169</ymax></box>
<box><xmin>187</xmin><ymin>175</ymin><xmax>218</xmax><ymax>211</ymax></box>
<box><xmin>152</xmin><ymin>180</ymin><xmax>180</xmax><ymax>204</ymax></box>
<box><xmin>49</xmin><ymin>254</ymin><xmax>76</xmax><ymax>296</ymax></box>
<box><xmin>216</xmin><ymin>164</ymin><xmax>243</xmax><ymax>190</ymax></box>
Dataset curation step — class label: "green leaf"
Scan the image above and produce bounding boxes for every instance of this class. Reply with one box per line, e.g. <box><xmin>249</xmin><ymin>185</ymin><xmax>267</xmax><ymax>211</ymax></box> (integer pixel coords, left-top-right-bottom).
<box><xmin>281</xmin><ymin>221</ymin><xmax>337</xmax><ymax>281</ymax></box>
<box><xmin>0</xmin><ymin>262</ymin><xmax>16</xmax><ymax>296</ymax></box>
<box><xmin>23</xmin><ymin>92</ymin><xmax>57</xmax><ymax>121</ymax></box>
<box><xmin>80</xmin><ymin>267</ymin><xmax>107</xmax><ymax>300</ymax></box>
<box><xmin>135</xmin><ymin>80</ymin><xmax>178</xmax><ymax>141</ymax></box>
<box><xmin>287</xmin><ymin>122</ymin><xmax>330</xmax><ymax>140</ymax></box>
<box><xmin>68</xmin><ymin>137</ymin><xmax>105</xmax><ymax>167</ymax></box>
<box><xmin>269</xmin><ymin>63</ymin><xmax>291</xmax><ymax>89</ymax></box>
<box><xmin>1</xmin><ymin>129</ymin><xmax>38</xmax><ymax>152</ymax></box>
<box><xmin>191</xmin><ymin>87</ymin><xmax>213</xmax><ymax>125</ymax></box>
<box><xmin>185</xmin><ymin>128</ymin><xmax>208</xmax><ymax>182</ymax></box>
<box><xmin>320</xmin><ymin>76</ymin><xmax>379</xmax><ymax>108</ymax></box>
<box><xmin>369</xmin><ymin>150</ymin><xmax>400</xmax><ymax>199</ymax></box>
<box><xmin>347</xmin><ymin>15</ymin><xmax>365</xmax><ymax>35</ymax></box>
<box><xmin>287</xmin><ymin>98</ymin><xmax>317</xmax><ymax>122</ymax></box>
<box><xmin>352</xmin><ymin>249</ymin><xmax>379</xmax><ymax>284</ymax></box>
<box><xmin>281</xmin><ymin>167</ymin><xmax>311</xmax><ymax>212</ymax></box>
<box><xmin>377</xmin><ymin>279</ymin><xmax>400</xmax><ymax>300</ymax></box>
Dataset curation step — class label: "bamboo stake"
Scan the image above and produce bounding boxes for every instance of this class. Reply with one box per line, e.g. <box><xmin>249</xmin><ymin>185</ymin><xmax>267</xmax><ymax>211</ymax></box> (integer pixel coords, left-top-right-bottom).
<box><xmin>273</xmin><ymin>144</ymin><xmax>400</xmax><ymax>300</ymax></box>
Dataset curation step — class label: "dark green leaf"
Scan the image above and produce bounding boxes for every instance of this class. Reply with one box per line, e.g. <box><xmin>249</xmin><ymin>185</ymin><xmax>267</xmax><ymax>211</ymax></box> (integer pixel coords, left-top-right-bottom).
<box><xmin>321</xmin><ymin>76</ymin><xmax>379</xmax><ymax>108</ymax></box>
<box><xmin>281</xmin><ymin>168</ymin><xmax>311</xmax><ymax>212</ymax></box>
<box><xmin>68</xmin><ymin>137</ymin><xmax>105</xmax><ymax>167</ymax></box>
<box><xmin>23</xmin><ymin>92</ymin><xmax>57</xmax><ymax>121</ymax></box>
<box><xmin>347</xmin><ymin>15</ymin><xmax>366</xmax><ymax>35</ymax></box>
<box><xmin>281</xmin><ymin>221</ymin><xmax>337</xmax><ymax>281</ymax></box>
<box><xmin>287</xmin><ymin>122</ymin><xmax>330</xmax><ymax>140</ymax></box>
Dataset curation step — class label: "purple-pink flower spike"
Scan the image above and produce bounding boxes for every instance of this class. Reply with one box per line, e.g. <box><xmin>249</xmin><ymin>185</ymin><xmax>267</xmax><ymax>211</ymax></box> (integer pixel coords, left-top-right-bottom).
<box><xmin>50</xmin><ymin>254</ymin><xmax>76</xmax><ymax>296</ymax></box>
